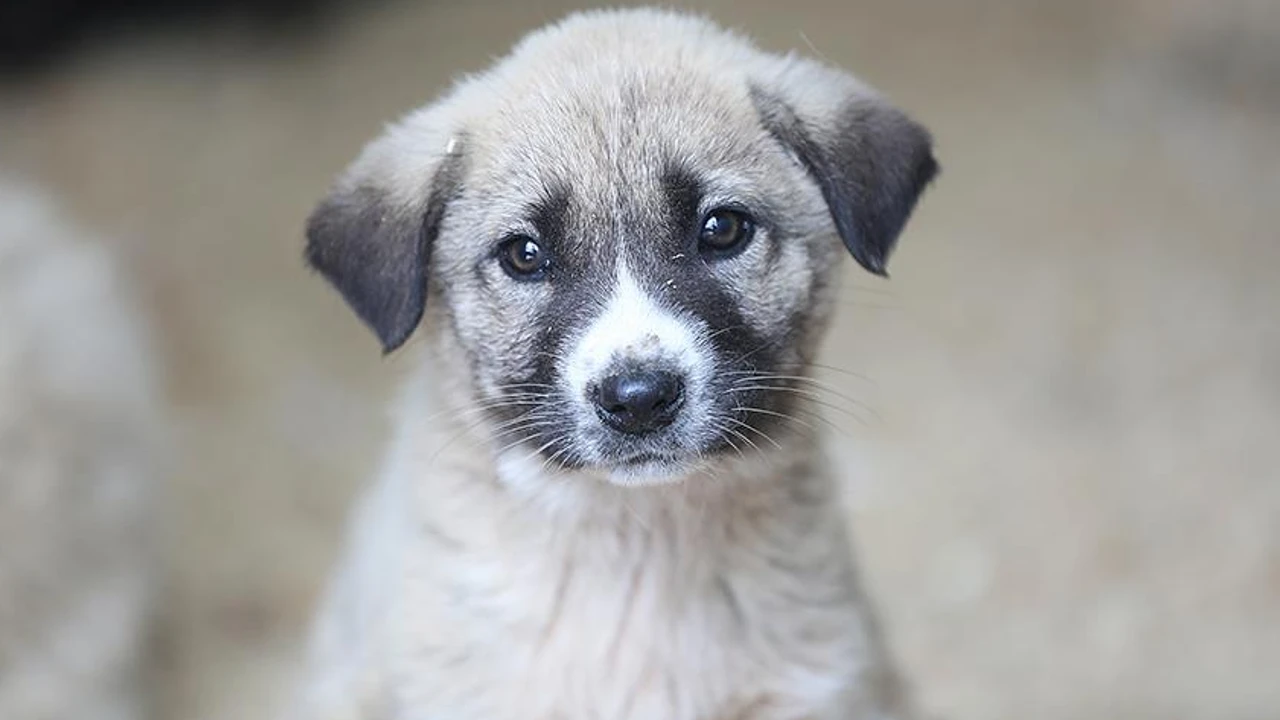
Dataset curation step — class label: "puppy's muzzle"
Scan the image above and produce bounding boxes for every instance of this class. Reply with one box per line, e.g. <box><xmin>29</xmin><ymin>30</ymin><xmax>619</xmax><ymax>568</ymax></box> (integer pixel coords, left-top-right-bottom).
<box><xmin>592</xmin><ymin>367</ymin><xmax>686</xmax><ymax>435</ymax></box>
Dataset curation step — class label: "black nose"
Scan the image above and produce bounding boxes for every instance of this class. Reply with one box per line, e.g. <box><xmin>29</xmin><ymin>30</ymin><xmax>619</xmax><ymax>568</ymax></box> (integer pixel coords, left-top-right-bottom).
<box><xmin>594</xmin><ymin>369</ymin><xmax>685</xmax><ymax>434</ymax></box>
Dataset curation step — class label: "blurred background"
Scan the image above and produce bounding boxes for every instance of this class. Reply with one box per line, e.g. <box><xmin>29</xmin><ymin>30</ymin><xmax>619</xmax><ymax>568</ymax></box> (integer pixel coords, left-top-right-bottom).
<box><xmin>0</xmin><ymin>0</ymin><xmax>1277</xmax><ymax>719</ymax></box>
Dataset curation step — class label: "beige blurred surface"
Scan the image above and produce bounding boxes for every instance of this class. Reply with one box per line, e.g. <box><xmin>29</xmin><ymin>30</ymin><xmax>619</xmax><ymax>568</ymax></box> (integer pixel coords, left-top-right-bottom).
<box><xmin>1</xmin><ymin>0</ymin><xmax>1278</xmax><ymax>718</ymax></box>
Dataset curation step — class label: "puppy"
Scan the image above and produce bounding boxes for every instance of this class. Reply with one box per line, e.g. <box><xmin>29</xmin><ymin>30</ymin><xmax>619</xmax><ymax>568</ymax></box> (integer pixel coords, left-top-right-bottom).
<box><xmin>296</xmin><ymin>8</ymin><xmax>937</xmax><ymax>720</ymax></box>
<box><xmin>0</xmin><ymin>176</ymin><xmax>159</xmax><ymax>720</ymax></box>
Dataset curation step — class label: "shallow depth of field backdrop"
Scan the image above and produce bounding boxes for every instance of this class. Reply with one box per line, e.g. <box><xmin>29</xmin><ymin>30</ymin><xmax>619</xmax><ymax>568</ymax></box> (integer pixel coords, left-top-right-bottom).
<box><xmin>1</xmin><ymin>0</ymin><xmax>1277</xmax><ymax>718</ymax></box>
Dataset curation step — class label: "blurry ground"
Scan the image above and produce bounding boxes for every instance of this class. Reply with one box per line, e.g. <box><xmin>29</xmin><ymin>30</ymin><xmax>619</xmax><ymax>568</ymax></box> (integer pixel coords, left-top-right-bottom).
<box><xmin>1</xmin><ymin>1</ymin><xmax>1277</xmax><ymax>719</ymax></box>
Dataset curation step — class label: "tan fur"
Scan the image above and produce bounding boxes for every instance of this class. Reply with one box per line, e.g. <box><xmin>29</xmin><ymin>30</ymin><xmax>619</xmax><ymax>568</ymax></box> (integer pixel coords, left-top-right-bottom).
<box><xmin>0</xmin><ymin>177</ymin><xmax>160</xmax><ymax>720</ymax></box>
<box><xmin>294</xmin><ymin>8</ymin><xmax>930</xmax><ymax>719</ymax></box>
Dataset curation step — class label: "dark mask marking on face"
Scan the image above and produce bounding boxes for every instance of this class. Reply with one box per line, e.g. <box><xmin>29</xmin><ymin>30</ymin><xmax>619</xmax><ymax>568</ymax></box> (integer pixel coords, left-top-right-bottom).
<box><xmin>480</xmin><ymin>152</ymin><xmax>808</xmax><ymax>468</ymax></box>
<box><xmin>629</xmin><ymin>167</ymin><xmax>801</xmax><ymax>456</ymax></box>
<box><xmin>477</xmin><ymin>183</ymin><xmax>606</xmax><ymax>468</ymax></box>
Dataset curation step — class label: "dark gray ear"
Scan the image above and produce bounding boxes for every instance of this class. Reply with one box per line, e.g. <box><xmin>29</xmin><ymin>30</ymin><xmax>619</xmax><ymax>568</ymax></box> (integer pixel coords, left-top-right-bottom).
<box><xmin>304</xmin><ymin>142</ymin><xmax>462</xmax><ymax>354</ymax></box>
<box><xmin>750</xmin><ymin>80</ymin><xmax>938</xmax><ymax>276</ymax></box>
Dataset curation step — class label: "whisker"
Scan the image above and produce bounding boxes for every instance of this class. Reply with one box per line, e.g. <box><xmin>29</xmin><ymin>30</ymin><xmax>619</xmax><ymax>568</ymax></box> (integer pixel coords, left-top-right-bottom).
<box><xmin>726</xmin><ymin>384</ymin><xmax>875</xmax><ymax>424</ymax></box>
<box><xmin>417</xmin><ymin>395</ymin><xmax>547</xmax><ymax>425</ymax></box>
<box><xmin>750</xmin><ymin>397</ymin><xmax>849</xmax><ymax>434</ymax></box>
<box><xmin>791</xmin><ymin>362</ymin><xmax>878</xmax><ymax>385</ymax></box>
<box><xmin>489</xmin><ymin>419</ymin><xmax>555</xmax><ymax>456</ymax></box>
<box><xmin>521</xmin><ymin>429</ymin><xmax>573</xmax><ymax>468</ymax></box>
<box><xmin>707</xmin><ymin>419</ymin><xmax>750</xmax><ymax>459</ymax></box>
<box><xmin>733</xmin><ymin>405</ymin><xmax>822</xmax><ymax>434</ymax></box>
<box><xmin>429</xmin><ymin>402</ymin><xmax>557</xmax><ymax>463</ymax></box>
<box><xmin>429</xmin><ymin>410</ymin><xmax>527</xmax><ymax>463</ymax></box>
<box><xmin>541</xmin><ymin>441</ymin><xmax>580</xmax><ymax>474</ymax></box>
<box><xmin>721</xmin><ymin>425</ymin><xmax>761</xmax><ymax>457</ymax></box>
<box><xmin>725</xmin><ymin>371</ymin><xmax>878</xmax><ymax>413</ymax></box>
<box><xmin>490</xmin><ymin>384</ymin><xmax>557</xmax><ymax>395</ymax></box>
<box><xmin>723</xmin><ymin>369</ymin><xmax>872</xmax><ymax>393</ymax></box>
<box><xmin>535</xmin><ymin>438</ymin><xmax>569</xmax><ymax>474</ymax></box>
<box><xmin>704</xmin><ymin>323</ymin><xmax>753</xmax><ymax>342</ymax></box>
<box><xmin>723</xmin><ymin>416</ymin><xmax>783</xmax><ymax>450</ymax></box>
<box><xmin>792</xmin><ymin>404</ymin><xmax>854</xmax><ymax>435</ymax></box>
<box><xmin>721</xmin><ymin>334</ymin><xmax>787</xmax><ymax>369</ymax></box>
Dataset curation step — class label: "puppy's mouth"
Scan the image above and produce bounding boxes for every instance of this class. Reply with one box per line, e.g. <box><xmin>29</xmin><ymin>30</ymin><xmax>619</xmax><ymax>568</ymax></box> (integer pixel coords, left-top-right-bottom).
<box><xmin>616</xmin><ymin>451</ymin><xmax>678</xmax><ymax>467</ymax></box>
<box><xmin>605</xmin><ymin>451</ymin><xmax>693</xmax><ymax>486</ymax></box>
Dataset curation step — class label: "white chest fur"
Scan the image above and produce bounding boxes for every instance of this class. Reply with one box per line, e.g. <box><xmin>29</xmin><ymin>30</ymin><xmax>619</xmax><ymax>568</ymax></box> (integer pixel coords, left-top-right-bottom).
<box><xmin>293</xmin><ymin>397</ymin><xmax>905</xmax><ymax>720</ymax></box>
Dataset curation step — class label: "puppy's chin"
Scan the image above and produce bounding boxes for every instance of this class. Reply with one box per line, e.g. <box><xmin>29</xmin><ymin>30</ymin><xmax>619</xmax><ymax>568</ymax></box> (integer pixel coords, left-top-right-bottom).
<box><xmin>493</xmin><ymin>440</ymin><xmax>703</xmax><ymax>491</ymax></box>
<box><xmin>604</xmin><ymin>456</ymin><xmax>697</xmax><ymax>488</ymax></box>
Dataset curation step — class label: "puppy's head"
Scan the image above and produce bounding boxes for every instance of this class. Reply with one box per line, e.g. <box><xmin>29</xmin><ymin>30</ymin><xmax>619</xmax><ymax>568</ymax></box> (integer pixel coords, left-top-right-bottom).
<box><xmin>306</xmin><ymin>9</ymin><xmax>937</xmax><ymax>486</ymax></box>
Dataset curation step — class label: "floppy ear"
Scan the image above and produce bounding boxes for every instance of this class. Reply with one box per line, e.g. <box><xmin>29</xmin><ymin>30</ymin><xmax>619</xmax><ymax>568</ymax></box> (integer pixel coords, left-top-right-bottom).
<box><xmin>750</xmin><ymin>59</ymin><xmax>938</xmax><ymax>276</ymax></box>
<box><xmin>305</xmin><ymin>122</ymin><xmax>464</xmax><ymax>354</ymax></box>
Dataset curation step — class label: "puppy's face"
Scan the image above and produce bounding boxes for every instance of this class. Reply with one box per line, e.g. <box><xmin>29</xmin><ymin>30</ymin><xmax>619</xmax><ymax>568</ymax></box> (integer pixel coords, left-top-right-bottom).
<box><xmin>306</xmin><ymin>10</ymin><xmax>937</xmax><ymax>486</ymax></box>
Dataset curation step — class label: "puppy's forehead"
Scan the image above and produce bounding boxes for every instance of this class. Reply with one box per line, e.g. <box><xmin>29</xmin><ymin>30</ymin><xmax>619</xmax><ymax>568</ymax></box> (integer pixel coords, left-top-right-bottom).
<box><xmin>473</xmin><ymin>67</ymin><xmax>762</xmax><ymax>193</ymax></box>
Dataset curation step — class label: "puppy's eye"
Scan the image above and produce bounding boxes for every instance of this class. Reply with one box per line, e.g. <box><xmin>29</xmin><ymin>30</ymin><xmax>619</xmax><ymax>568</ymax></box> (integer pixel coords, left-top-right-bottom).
<box><xmin>698</xmin><ymin>208</ymin><xmax>755</xmax><ymax>258</ymax></box>
<box><xmin>498</xmin><ymin>235</ymin><xmax>550</xmax><ymax>280</ymax></box>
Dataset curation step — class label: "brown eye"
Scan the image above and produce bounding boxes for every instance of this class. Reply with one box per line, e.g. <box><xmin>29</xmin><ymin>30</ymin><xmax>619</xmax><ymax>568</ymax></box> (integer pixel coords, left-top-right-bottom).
<box><xmin>698</xmin><ymin>207</ymin><xmax>756</xmax><ymax>258</ymax></box>
<box><xmin>498</xmin><ymin>235</ymin><xmax>550</xmax><ymax>280</ymax></box>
